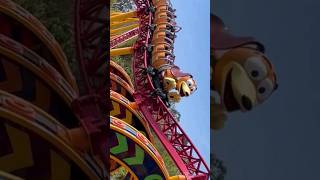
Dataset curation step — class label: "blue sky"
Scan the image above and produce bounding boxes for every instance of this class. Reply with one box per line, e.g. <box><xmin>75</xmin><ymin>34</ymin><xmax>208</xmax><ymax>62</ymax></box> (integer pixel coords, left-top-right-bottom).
<box><xmin>171</xmin><ymin>0</ymin><xmax>210</xmax><ymax>167</ymax></box>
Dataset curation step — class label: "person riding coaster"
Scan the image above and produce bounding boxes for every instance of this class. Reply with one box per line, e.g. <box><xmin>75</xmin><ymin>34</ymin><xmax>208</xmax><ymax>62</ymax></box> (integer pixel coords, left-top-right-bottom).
<box><xmin>152</xmin><ymin>28</ymin><xmax>177</xmax><ymax>44</ymax></box>
<box><xmin>152</xmin><ymin>34</ymin><xmax>174</xmax><ymax>51</ymax></box>
<box><xmin>153</xmin><ymin>4</ymin><xmax>179</xmax><ymax>30</ymax></box>
<box><xmin>152</xmin><ymin>5</ymin><xmax>178</xmax><ymax>31</ymax></box>
<box><xmin>153</xmin><ymin>1</ymin><xmax>181</xmax><ymax>32</ymax></box>
<box><xmin>153</xmin><ymin>40</ymin><xmax>174</xmax><ymax>52</ymax></box>
<box><xmin>152</xmin><ymin>49</ymin><xmax>175</xmax><ymax>68</ymax></box>
<box><xmin>151</xmin><ymin>32</ymin><xmax>175</xmax><ymax>60</ymax></box>
<box><xmin>154</xmin><ymin>9</ymin><xmax>176</xmax><ymax>25</ymax></box>
<box><xmin>211</xmin><ymin>14</ymin><xmax>278</xmax><ymax>129</ymax></box>
<box><xmin>153</xmin><ymin>20</ymin><xmax>179</xmax><ymax>34</ymax></box>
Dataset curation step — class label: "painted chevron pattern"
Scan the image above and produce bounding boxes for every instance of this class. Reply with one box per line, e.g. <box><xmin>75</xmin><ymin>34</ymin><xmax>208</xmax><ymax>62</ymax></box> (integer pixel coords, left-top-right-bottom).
<box><xmin>0</xmin><ymin>122</ymin><xmax>96</xmax><ymax>179</ymax></box>
<box><xmin>110</xmin><ymin>72</ymin><xmax>134</xmax><ymax>101</ymax></box>
<box><xmin>0</xmin><ymin>1</ymin><xmax>108</xmax><ymax>179</ymax></box>
<box><xmin>0</xmin><ymin>94</ymin><xmax>101</xmax><ymax>179</ymax></box>
<box><xmin>110</xmin><ymin>128</ymin><xmax>165</xmax><ymax>179</ymax></box>
<box><xmin>0</xmin><ymin>13</ymin><xmax>64</xmax><ymax>79</ymax></box>
<box><xmin>110</xmin><ymin>94</ymin><xmax>150</xmax><ymax>140</ymax></box>
<box><xmin>110</xmin><ymin>61</ymin><xmax>134</xmax><ymax>87</ymax></box>
<box><xmin>110</xmin><ymin>58</ymin><xmax>169</xmax><ymax>178</ymax></box>
<box><xmin>0</xmin><ymin>45</ymin><xmax>78</xmax><ymax>129</ymax></box>
<box><xmin>0</xmin><ymin>3</ymin><xmax>76</xmax><ymax>87</ymax></box>
<box><xmin>0</xmin><ymin>34</ymin><xmax>77</xmax><ymax>99</ymax></box>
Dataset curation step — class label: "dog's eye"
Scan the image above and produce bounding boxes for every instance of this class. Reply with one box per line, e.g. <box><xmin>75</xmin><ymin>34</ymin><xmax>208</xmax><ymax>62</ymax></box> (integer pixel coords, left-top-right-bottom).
<box><xmin>190</xmin><ymin>86</ymin><xmax>197</xmax><ymax>94</ymax></box>
<box><xmin>257</xmin><ymin>78</ymin><xmax>274</xmax><ymax>101</ymax></box>
<box><xmin>187</xmin><ymin>79</ymin><xmax>197</xmax><ymax>94</ymax></box>
<box><xmin>186</xmin><ymin>79</ymin><xmax>194</xmax><ymax>87</ymax></box>
<box><xmin>244</xmin><ymin>56</ymin><xmax>267</xmax><ymax>81</ymax></box>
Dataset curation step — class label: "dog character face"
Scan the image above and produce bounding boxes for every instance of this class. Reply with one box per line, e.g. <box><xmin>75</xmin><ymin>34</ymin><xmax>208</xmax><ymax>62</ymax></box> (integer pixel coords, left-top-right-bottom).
<box><xmin>168</xmin><ymin>66</ymin><xmax>197</xmax><ymax>96</ymax></box>
<box><xmin>176</xmin><ymin>76</ymin><xmax>197</xmax><ymax>97</ymax></box>
<box><xmin>162</xmin><ymin>66</ymin><xmax>197</xmax><ymax>103</ymax></box>
<box><xmin>213</xmin><ymin>48</ymin><xmax>277</xmax><ymax>112</ymax></box>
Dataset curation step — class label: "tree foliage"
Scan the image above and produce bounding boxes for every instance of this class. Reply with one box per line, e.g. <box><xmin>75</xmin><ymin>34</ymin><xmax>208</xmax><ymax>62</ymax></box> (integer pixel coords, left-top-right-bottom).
<box><xmin>111</xmin><ymin>0</ymin><xmax>136</xmax><ymax>12</ymax></box>
<box><xmin>13</xmin><ymin>0</ymin><xmax>76</xmax><ymax>72</ymax></box>
<box><xmin>211</xmin><ymin>154</ymin><xmax>227</xmax><ymax>180</ymax></box>
<box><xmin>169</xmin><ymin>104</ymin><xmax>181</xmax><ymax>122</ymax></box>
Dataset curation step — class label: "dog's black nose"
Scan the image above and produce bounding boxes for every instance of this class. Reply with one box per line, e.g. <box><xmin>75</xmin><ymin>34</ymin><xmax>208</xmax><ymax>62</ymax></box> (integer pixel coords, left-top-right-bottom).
<box><xmin>241</xmin><ymin>95</ymin><xmax>252</xmax><ymax>111</ymax></box>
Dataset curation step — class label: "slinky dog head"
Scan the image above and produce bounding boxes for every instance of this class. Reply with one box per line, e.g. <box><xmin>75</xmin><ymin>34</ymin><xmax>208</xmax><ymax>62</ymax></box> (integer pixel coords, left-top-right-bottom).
<box><xmin>163</xmin><ymin>66</ymin><xmax>197</xmax><ymax>97</ymax></box>
<box><xmin>176</xmin><ymin>76</ymin><xmax>197</xmax><ymax>97</ymax></box>
<box><xmin>213</xmin><ymin>47</ymin><xmax>277</xmax><ymax>112</ymax></box>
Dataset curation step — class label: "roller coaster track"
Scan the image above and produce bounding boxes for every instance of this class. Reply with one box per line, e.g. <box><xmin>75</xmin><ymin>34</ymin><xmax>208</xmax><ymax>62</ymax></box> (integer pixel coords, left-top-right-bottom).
<box><xmin>0</xmin><ymin>90</ymin><xmax>104</xmax><ymax>179</ymax></box>
<box><xmin>110</xmin><ymin>67</ymin><xmax>173</xmax><ymax>179</ymax></box>
<box><xmin>110</xmin><ymin>0</ymin><xmax>210</xmax><ymax>179</ymax></box>
<box><xmin>110</xmin><ymin>116</ymin><xmax>170</xmax><ymax>179</ymax></box>
<box><xmin>111</xmin><ymin>28</ymin><xmax>139</xmax><ymax>49</ymax></box>
<box><xmin>74</xmin><ymin>0</ymin><xmax>107</xmax><ymax>93</ymax></box>
<box><xmin>110</xmin><ymin>72</ymin><xmax>135</xmax><ymax>101</ymax></box>
<box><xmin>0</xmin><ymin>0</ymin><xmax>78</xmax><ymax>92</ymax></box>
<box><xmin>110</xmin><ymin>60</ymin><xmax>134</xmax><ymax>88</ymax></box>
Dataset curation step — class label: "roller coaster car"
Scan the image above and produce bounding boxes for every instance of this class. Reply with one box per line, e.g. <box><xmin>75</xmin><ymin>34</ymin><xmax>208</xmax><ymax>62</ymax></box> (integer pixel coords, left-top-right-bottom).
<box><xmin>152</xmin><ymin>35</ymin><xmax>174</xmax><ymax>49</ymax></box>
<box><xmin>155</xmin><ymin>16</ymin><xmax>179</xmax><ymax>31</ymax></box>
<box><xmin>148</xmin><ymin>0</ymin><xmax>197</xmax><ymax>103</ymax></box>
<box><xmin>152</xmin><ymin>34</ymin><xmax>176</xmax><ymax>68</ymax></box>
<box><xmin>153</xmin><ymin>18</ymin><xmax>175</xmax><ymax>33</ymax></box>
<box><xmin>154</xmin><ymin>20</ymin><xmax>178</xmax><ymax>34</ymax></box>
<box><xmin>152</xmin><ymin>29</ymin><xmax>177</xmax><ymax>45</ymax></box>
<box><xmin>154</xmin><ymin>4</ymin><xmax>176</xmax><ymax>20</ymax></box>
<box><xmin>211</xmin><ymin>14</ymin><xmax>278</xmax><ymax>129</ymax></box>
<box><xmin>154</xmin><ymin>20</ymin><xmax>176</xmax><ymax>31</ymax></box>
<box><xmin>151</xmin><ymin>43</ymin><xmax>175</xmax><ymax>70</ymax></box>
<box><xmin>152</xmin><ymin>0</ymin><xmax>171</xmax><ymax>8</ymax></box>
<box><xmin>152</xmin><ymin>46</ymin><xmax>174</xmax><ymax>64</ymax></box>
<box><xmin>156</xmin><ymin>10</ymin><xmax>176</xmax><ymax>23</ymax></box>
<box><xmin>153</xmin><ymin>2</ymin><xmax>180</xmax><ymax>31</ymax></box>
<box><xmin>156</xmin><ymin>21</ymin><xmax>177</xmax><ymax>32</ymax></box>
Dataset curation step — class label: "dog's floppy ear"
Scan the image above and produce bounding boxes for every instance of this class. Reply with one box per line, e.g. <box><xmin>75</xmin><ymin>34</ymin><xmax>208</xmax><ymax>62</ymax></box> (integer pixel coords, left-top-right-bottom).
<box><xmin>211</xmin><ymin>14</ymin><xmax>265</xmax><ymax>52</ymax></box>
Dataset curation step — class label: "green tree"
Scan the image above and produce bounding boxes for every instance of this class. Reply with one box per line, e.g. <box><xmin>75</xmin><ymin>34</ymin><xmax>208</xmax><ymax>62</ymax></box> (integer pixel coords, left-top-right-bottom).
<box><xmin>13</xmin><ymin>0</ymin><xmax>76</xmax><ymax>72</ymax></box>
<box><xmin>111</xmin><ymin>0</ymin><xmax>136</xmax><ymax>12</ymax></box>
<box><xmin>169</xmin><ymin>104</ymin><xmax>181</xmax><ymax>122</ymax></box>
<box><xmin>211</xmin><ymin>154</ymin><xmax>227</xmax><ymax>180</ymax></box>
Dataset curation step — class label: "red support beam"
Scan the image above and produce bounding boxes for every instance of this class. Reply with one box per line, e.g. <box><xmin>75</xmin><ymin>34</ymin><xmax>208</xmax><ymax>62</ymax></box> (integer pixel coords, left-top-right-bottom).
<box><xmin>111</xmin><ymin>28</ymin><xmax>139</xmax><ymax>49</ymax></box>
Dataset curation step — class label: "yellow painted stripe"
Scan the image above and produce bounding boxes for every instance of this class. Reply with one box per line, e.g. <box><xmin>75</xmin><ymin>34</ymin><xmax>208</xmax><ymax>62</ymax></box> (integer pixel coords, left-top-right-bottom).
<box><xmin>51</xmin><ymin>150</ymin><xmax>71</xmax><ymax>180</ymax></box>
<box><xmin>0</xmin><ymin>124</ymin><xmax>33</xmax><ymax>172</ymax></box>
<box><xmin>111</xmin><ymin>101</ymin><xmax>121</xmax><ymax>117</ymax></box>
<box><xmin>111</xmin><ymin>24</ymin><xmax>139</xmax><ymax>35</ymax></box>
<box><xmin>110</xmin><ymin>47</ymin><xmax>133</xmax><ymax>57</ymax></box>
<box><xmin>110</xmin><ymin>11</ymin><xmax>137</xmax><ymax>22</ymax></box>
<box><xmin>110</xmin><ymin>155</ymin><xmax>138</xmax><ymax>180</ymax></box>
<box><xmin>124</xmin><ymin>109</ymin><xmax>133</xmax><ymax>125</ymax></box>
